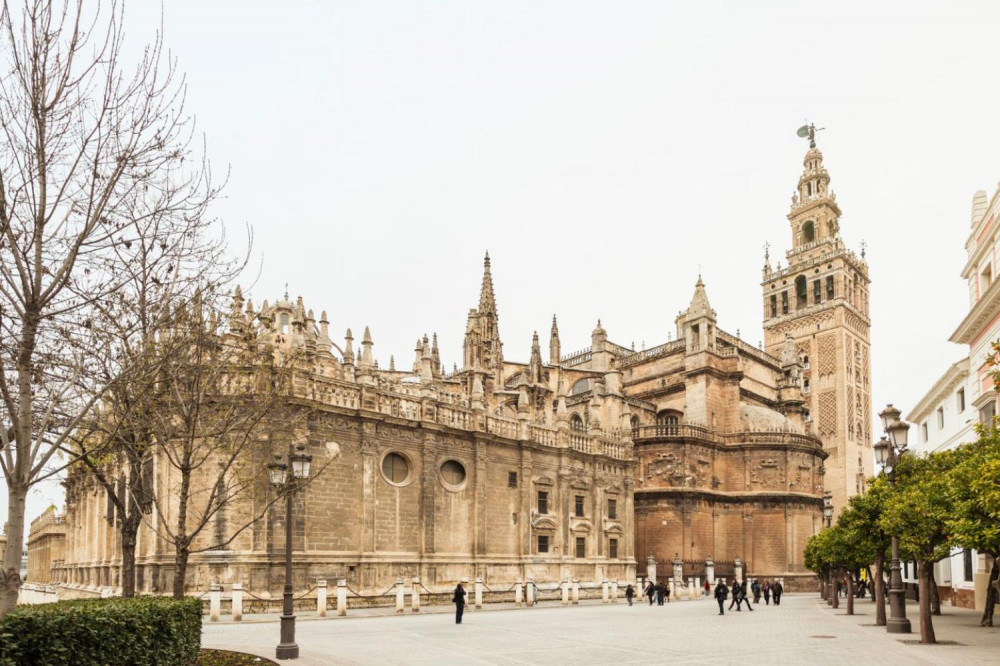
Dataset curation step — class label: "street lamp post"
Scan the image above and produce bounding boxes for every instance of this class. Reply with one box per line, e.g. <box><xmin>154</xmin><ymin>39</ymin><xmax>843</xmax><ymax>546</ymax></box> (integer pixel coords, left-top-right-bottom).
<box><xmin>875</xmin><ymin>405</ymin><xmax>911</xmax><ymax>635</ymax></box>
<box><xmin>268</xmin><ymin>444</ymin><xmax>314</xmax><ymax>660</ymax></box>
<box><xmin>823</xmin><ymin>491</ymin><xmax>834</xmax><ymax>603</ymax></box>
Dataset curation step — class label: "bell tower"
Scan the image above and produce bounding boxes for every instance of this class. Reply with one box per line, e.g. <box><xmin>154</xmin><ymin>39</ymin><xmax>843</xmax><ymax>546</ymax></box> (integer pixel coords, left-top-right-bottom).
<box><xmin>761</xmin><ymin>126</ymin><xmax>872</xmax><ymax>517</ymax></box>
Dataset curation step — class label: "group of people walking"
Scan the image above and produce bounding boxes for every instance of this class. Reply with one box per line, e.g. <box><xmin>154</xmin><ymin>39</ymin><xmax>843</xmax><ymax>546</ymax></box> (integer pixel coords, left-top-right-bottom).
<box><xmin>634</xmin><ymin>580</ymin><xmax>672</xmax><ymax>605</ymax></box>
<box><xmin>452</xmin><ymin>576</ymin><xmax>785</xmax><ymax>623</ymax></box>
<box><xmin>713</xmin><ymin>578</ymin><xmax>783</xmax><ymax>615</ymax></box>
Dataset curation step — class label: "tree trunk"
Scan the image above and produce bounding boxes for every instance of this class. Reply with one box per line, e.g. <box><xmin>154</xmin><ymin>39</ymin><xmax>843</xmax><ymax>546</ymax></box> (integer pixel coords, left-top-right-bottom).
<box><xmin>846</xmin><ymin>571</ymin><xmax>855</xmax><ymax>615</ymax></box>
<box><xmin>832</xmin><ymin>571</ymin><xmax>840</xmax><ymax>609</ymax></box>
<box><xmin>821</xmin><ymin>574</ymin><xmax>828</xmax><ymax>600</ymax></box>
<box><xmin>118</xmin><ymin>453</ymin><xmax>145</xmax><ymax>597</ymax></box>
<box><xmin>917</xmin><ymin>559</ymin><xmax>937</xmax><ymax>644</ymax></box>
<box><xmin>0</xmin><ymin>482</ymin><xmax>28</xmax><ymax>617</ymax></box>
<box><xmin>929</xmin><ymin>564</ymin><xmax>941</xmax><ymax>616</ymax></box>
<box><xmin>982</xmin><ymin>557</ymin><xmax>998</xmax><ymax>627</ymax></box>
<box><xmin>173</xmin><ymin>545</ymin><xmax>190</xmax><ymax>599</ymax></box>
<box><xmin>874</xmin><ymin>551</ymin><xmax>887</xmax><ymax>627</ymax></box>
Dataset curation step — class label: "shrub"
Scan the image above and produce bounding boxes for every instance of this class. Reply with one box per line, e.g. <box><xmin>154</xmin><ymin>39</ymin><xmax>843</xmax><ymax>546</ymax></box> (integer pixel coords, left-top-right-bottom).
<box><xmin>0</xmin><ymin>596</ymin><xmax>202</xmax><ymax>666</ymax></box>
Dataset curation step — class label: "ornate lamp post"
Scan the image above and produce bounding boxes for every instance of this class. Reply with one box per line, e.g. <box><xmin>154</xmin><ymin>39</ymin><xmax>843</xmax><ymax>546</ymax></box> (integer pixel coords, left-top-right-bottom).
<box><xmin>875</xmin><ymin>405</ymin><xmax>911</xmax><ymax>635</ymax></box>
<box><xmin>268</xmin><ymin>444</ymin><xmax>313</xmax><ymax>660</ymax></box>
<box><xmin>823</xmin><ymin>491</ymin><xmax>834</xmax><ymax>603</ymax></box>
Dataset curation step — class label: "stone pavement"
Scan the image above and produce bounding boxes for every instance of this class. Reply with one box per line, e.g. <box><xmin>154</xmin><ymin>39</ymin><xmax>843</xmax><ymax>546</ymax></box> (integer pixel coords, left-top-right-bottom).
<box><xmin>201</xmin><ymin>594</ymin><xmax>1000</xmax><ymax>665</ymax></box>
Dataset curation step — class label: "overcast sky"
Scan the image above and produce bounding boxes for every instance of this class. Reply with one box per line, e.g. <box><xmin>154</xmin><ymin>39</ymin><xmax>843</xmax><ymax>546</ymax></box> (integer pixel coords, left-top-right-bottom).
<box><xmin>7</xmin><ymin>0</ymin><xmax>1000</xmax><ymax>526</ymax></box>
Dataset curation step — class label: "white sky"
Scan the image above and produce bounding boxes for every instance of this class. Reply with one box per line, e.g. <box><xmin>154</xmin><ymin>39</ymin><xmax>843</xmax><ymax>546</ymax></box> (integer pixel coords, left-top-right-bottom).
<box><xmin>7</xmin><ymin>0</ymin><xmax>1000</xmax><ymax>527</ymax></box>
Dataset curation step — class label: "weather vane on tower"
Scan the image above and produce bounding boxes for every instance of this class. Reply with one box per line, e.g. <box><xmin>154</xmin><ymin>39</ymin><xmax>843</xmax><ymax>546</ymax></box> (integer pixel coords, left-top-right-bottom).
<box><xmin>796</xmin><ymin>122</ymin><xmax>825</xmax><ymax>149</ymax></box>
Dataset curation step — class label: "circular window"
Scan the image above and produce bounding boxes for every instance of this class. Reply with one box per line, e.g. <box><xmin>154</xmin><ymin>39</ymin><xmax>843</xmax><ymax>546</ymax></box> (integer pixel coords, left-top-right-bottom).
<box><xmin>439</xmin><ymin>460</ymin><xmax>467</xmax><ymax>490</ymax></box>
<box><xmin>381</xmin><ymin>452</ymin><xmax>411</xmax><ymax>485</ymax></box>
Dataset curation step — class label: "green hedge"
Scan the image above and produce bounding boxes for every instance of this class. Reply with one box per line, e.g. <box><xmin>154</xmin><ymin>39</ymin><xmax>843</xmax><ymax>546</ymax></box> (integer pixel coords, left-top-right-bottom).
<box><xmin>0</xmin><ymin>596</ymin><xmax>202</xmax><ymax>666</ymax></box>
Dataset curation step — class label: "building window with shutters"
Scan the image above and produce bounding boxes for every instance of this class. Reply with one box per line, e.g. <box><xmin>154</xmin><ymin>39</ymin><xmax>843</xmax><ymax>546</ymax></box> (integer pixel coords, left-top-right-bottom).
<box><xmin>538</xmin><ymin>535</ymin><xmax>549</xmax><ymax>554</ymax></box>
<box><xmin>537</xmin><ymin>490</ymin><xmax>549</xmax><ymax>515</ymax></box>
<box><xmin>576</xmin><ymin>537</ymin><xmax>586</xmax><ymax>558</ymax></box>
<box><xmin>508</xmin><ymin>471</ymin><xmax>518</xmax><ymax>488</ymax></box>
<box><xmin>609</xmin><ymin>538</ymin><xmax>619</xmax><ymax>559</ymax></box>
<box><xmin>574</xmin><ymin>495</ymin><xmax>584</xmax><ymax>517</ymax></box>
<box><xmin>608</xmin><ymin>498</ymin><xmax>617</xmax><ymax>520</ymax></box>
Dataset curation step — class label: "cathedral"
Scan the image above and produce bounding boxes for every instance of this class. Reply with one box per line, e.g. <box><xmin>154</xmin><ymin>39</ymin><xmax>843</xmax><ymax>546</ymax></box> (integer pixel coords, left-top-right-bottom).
<box><xmin>48</xmin><ymin>136</ymin><xmax>870</xmax><ymax>596</ymax></box>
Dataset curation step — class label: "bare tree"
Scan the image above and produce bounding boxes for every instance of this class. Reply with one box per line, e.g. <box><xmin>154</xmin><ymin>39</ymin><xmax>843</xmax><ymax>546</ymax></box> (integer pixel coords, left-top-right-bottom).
<box><xmin>69</xmin><ymin>189</ymin><xmax>239</xmax><ymax>597</ymax></box>
<box><xmin>138</xmin><ymin>298</ymin><xmax>327</xmax><ymax>599</ymax></box>
<box><xmin>0</xmin><ymin>0</ymin><xmax>217</xmax><ymax>615</ymax></box>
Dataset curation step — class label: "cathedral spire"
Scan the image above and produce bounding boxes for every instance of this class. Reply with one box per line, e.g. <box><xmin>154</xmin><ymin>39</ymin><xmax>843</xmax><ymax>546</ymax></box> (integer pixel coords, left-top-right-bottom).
<box><xmin>549</xmin><ymin>314</ymin><xmax>561</xmax><ymax>365</ymax></box>
<box><xmin>688</xmin><ymin>276</ymin><xmax>714</xmax><ymax>320</ymax></box>
<box><xmin>479</xmin><ymin>251</ymin><xmax>496</xmax><ymax>314</ymax></box>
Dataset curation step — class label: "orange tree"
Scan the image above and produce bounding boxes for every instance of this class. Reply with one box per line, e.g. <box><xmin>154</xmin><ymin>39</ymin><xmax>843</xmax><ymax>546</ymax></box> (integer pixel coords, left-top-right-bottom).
<box><xmin>879</xmin><ymin>451</ymin><xmax>958</xmax><ymax>644</ymax></box>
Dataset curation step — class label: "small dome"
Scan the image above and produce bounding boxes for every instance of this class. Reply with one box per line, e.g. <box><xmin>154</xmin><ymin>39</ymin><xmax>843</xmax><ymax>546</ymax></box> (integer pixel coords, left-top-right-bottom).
<box><xmin>740</xmin><ymin>404</ymin><xmax>801</xmax><ymax>434</ymax></box>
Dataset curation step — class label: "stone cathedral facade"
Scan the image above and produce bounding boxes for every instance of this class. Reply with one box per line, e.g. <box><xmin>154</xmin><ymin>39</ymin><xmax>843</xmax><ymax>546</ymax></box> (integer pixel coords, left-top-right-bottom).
<box><xmin>48</xmin><ymin>138</ymin><xmax>868</xmax><ymax>596</ymax></box>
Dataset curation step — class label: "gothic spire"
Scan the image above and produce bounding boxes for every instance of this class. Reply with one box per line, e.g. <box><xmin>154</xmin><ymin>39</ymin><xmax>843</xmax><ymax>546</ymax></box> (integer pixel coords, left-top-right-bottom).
<box><xmin>479</xmin><ymin>251</ymin><xmax>497</xmax><ymax>314</ymax></box>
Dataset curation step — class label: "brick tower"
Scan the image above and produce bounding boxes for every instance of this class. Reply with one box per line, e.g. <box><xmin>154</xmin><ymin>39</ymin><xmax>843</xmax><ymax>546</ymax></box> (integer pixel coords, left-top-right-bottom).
<box><xmin>761</xmin><ymin>126</ymin><xmax>872</xmax><ymax>516</ymax></box>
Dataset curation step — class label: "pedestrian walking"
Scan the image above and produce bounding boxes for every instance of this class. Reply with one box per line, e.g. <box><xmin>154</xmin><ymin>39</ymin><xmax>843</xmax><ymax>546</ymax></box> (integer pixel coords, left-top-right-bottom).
<box><xmin>704</xmin><ymin>579</ymin><xmax>711</xmax><ymax>597</ymax></box>
<box><xmin>665</xmin><ymin>582</ymin><xmax>671</xmax><ymax>603</ymax></box>
<box><xmin>737</xmin><ymin>580</ymin><xmax>754</xmax><ymax>611</ymax></box>
<box><xmin>728</xmin><ymin>580</ymin><xmax>740</xmax><ymax>611</ymax></box>
<box><xmin>751</xmin><ymin>579</ymin><xmax>761</xmax><ymax>604</ymax></box>
<box><xmin>453</xmin><ymin>582</ymin><xmax>467</xmax><ymax>624</ymax></box>
<box><xmin>714</xmin><ymin>580</ymin><xmax>729</xmax><ymax>615</ymax></box>
<box><xmin>773</xmin><ymin>579</ymin><xmax>783</xmax><ymax>605</ymax></box>
<box><xmin>646</xmin><ymin>580</ymin><xmax>656</xmax><ymax>606</ymax></box>
<box><xmin>762</xmin><ymin>581</ymin><xmax>771</xmax><ymax>605</ymax></box>
<box><xmin>626</xmin><ymin>584</ymin><xmax>635</xmax><ymax>606</ymax></box>
<box><xmin>655</xmin><ymin>581</ymin><xmax>665</xmax><ymax>606</ymax></box>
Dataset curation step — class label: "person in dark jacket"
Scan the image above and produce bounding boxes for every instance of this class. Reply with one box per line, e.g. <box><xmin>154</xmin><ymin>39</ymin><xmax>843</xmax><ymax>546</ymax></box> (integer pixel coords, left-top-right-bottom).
<box><xmin>763</xmin><ymin>581</ymin><xmax>771</xmax><ymax>605</ymax></box>
<box><xmin>772</xmin><ymin>579</ymin><xmax>784</xmax><ymax>605</ymax></box>
<box><xmin>728</xmin><ymin>579</ymin><xmax>741</xmax><ymax>611</ymax></box>
<box><xmin>646</xmin><ymin>580</ymin><xmax>656</xmax><ymax>605</ymax></box>
<box><xmin>453</xmin><ymin>582</ymin><xmax>467</xmax><ymax>624</ymax></box>
<box><xmin>737</xmin><ymin>580</ymin><xmax>754</xmax><ymax>611</ymax></box>
<box><xmin>714</xmin><ymin>580</ymin><xmax>729</xmax><ymax>615</ymax></box>
<box><xmin>655</xmin><ymin>581</ymin><xmax>665</xmax><ymax>606</ymax></box>
<box><xmin>751</xmin><ymin>579</ymin><xmax>761</xmax><ymax>604</ymax></box>
<box><xmin>625</xmin><ymin>584</ymin><xmax>635</xmax><ymax>606</ymax></box>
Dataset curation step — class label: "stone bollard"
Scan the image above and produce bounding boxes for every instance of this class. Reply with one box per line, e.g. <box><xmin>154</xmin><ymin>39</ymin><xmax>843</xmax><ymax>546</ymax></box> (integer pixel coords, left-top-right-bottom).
<box><xmin>232</xmin><ymin>582</ymin><xmax>244</xmax><ymax>622</ymax></box>
<box><xmin>572</xmin><ymin>578</ymin><xmax>580</xmax><ymax>605</ymax></box>
<box><xmin>526</xmin><ymin>578</ymin><xmax>536</xmax><ymax>607</ymax></box>
<box><xmin>601</xmin><ymin>579</ymin><xmax>609</xmax><ymax>604</ymax></box>
<box><xmin>411</xmin><ymin>577</ymin><xmax>420</xmax><ymax>612</ymax></box>
<box><xmin>688</xmin><ymin>578</ymin><xmax>695</xmax><ymax>598</ymax></box>
<box><xmin>695</xmin><ymin>576</ymin><xmax>700</xmax><ymax>594</ymax></box>
<box><xmin>668</xmin><ymin>579</ymin><xmax>675</xmax><ymax>600</ymax></box>
<box><xmin>611</xmin><ymin>579</ymin><xmax>619</xmax><ymax>604</ymax></box>
<box><xmin>475</xmin><ymin>577</ymin><xmax>484</xmax><ymax>609</ymax></box>
<box><xmin>395</xmin><ymin>578</ymin><xmax>405</xmax><ymax>614</ymax></box>
<box><xmin>646</xmin><ymin>555</ymin><xmax>658</xmax><ymax>584</ymax></box>
<box><xmin>734</xmin><ymin>557</ymin><xmax>743</xmax><ymax>585</ymax></box>
<box><xmin>515</xmin><ymin>580</ymin><xmax>524</xmax><ymax>607</ymax></box>
<box><xmin>316</xmin><ymin>580</ymin><xmax>327</xmax><ymax>618</ymax></box>
<box><xmin>705</xmin><ymin>556</ymin><xmax>715</xmax><ymax>586</ymax></box>
<box><xmin>337</xmin><ymin>579</ymin><xmax>347</xmax><ymax>616</ymax></box>
<box><xmin>561</xmin><ymin>579</ymin><xmax>569</xmax><ymax>606</ymax></box>
<box><xmin>209</xmin><ymin>583</ymin><xmax>222</xmax><ymax>622</ymax></box>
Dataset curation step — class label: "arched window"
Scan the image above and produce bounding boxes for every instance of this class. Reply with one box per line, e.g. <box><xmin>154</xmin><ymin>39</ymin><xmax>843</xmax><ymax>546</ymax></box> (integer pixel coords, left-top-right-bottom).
<box><xmin>630</xmin><ymin>415</ymin><xmax>639</xmax><ymax>431</ymax></box>
<box><xmin>803</xmin><ymin>221</ymin><xmax>815</xmax><ymax>243</ymax></box>
<box><xmin>795</xmin><ymin>275</ymin><xmax>808</xmax><ymax>308</ymax></box>
<box><xmin>655</xmin><ymin>410</ymin><xmax>681</xmax><ymax>435</ymax></box>
<box><xmin>570</xmin><ymin>414</ymin><xmax>585</xmax><ymax>431</ymax></box>
<box><xmin>570</xmin><ymin>379</ymin><xmax>591</xmax><ymax>396</ymax></box>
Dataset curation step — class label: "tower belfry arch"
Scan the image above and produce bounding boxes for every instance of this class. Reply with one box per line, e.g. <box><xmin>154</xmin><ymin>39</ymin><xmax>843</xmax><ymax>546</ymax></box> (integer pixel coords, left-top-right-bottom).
<box><xmin>761</xmin><ymin>127</ymin><xmax>872</xmax><ymax>517</ymax></box>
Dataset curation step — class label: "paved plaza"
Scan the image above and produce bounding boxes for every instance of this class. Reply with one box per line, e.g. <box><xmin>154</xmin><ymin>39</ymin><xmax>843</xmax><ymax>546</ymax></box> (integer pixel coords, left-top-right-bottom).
<box><xmin>201</xmin><ymin>594</ymin><xmax>1000</xmax><ymax>665</ymax></box>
